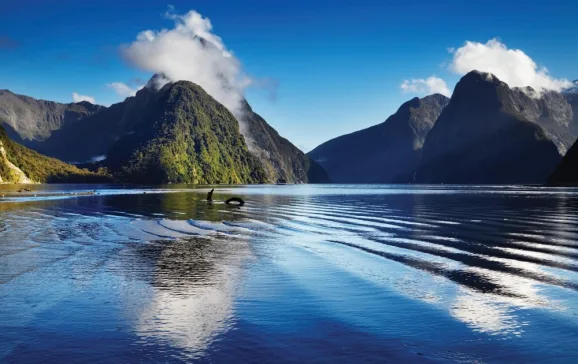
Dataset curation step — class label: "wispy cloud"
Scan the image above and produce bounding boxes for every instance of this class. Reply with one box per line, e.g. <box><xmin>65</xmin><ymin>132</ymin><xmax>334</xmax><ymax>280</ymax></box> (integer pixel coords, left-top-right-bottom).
<box><xmin>120</xmin><ymin>8</ymin><xmax>252</xmax><ymax>117</ymax></box>
<box><xmin>400</xmin><ymin>76</ymin><xmax>450</xmax><ymax>97</ymax></box>
<box><xmin>72</xmin><ymin>92</ymin><xmax>96</xmax><ymax>104</ymax></box>
<box><xmin>107</xmin><ymin>82</ymin><xmax>143</xmax><ymax>98</ymax></box>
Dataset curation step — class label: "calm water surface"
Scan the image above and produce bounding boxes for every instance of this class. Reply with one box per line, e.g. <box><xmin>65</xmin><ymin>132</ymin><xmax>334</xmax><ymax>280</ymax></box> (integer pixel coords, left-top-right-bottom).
<box><xmin>0</xmin><ymin>184</ymin><xmax>577</xmax><ymax>363</ymax></box>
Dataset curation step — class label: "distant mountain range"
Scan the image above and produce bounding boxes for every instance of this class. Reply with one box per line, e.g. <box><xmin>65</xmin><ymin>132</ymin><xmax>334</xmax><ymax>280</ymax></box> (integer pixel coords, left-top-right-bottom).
<box><xmin>310</xmin><ymin>71</ymin><xmax>578</xmax><ymax>185</ymax></box>
<box><xmin>0</xmin><ymin>89</ymin><xmax>103</xmax><ymax>146</ymax></box>
<box><xmin>0</xmin><ymin>77</ymin><xmax>329</xmax><ymax>184</ymax></box>
<box><xmin>2</xmin><ymin>70</ymin><xmax>576</xmax><ymax>185</ymax></box>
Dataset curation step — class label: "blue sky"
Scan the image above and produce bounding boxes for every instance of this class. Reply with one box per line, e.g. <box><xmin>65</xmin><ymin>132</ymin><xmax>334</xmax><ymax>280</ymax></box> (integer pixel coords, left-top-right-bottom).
<box><xmin>1</xmin><ymin>0</ymin><xmax>577</xmax><ymax>151</ymax></box>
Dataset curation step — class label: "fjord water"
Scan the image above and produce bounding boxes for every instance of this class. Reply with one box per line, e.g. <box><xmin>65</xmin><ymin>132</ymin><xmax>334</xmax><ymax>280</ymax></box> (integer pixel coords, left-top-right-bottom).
<box><xmin>1</xmin><ymin>185</ymin><xmax>577</xmax><ymax>363</ymax></box>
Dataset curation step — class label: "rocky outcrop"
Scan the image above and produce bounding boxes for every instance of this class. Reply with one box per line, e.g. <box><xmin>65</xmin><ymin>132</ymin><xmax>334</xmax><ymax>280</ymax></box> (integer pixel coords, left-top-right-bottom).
<box><xmin>0</xmin><ymin>139</ymin><xmax>34</xmax><ymax>184</ymax></box>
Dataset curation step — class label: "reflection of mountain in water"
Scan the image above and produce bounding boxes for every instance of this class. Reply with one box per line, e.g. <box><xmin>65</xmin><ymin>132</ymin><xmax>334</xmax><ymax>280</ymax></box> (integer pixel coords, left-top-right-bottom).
<box><xmin>128</xmin><ymin>236</ymin><xmax>252</xmax><ymax>356</ymax></box>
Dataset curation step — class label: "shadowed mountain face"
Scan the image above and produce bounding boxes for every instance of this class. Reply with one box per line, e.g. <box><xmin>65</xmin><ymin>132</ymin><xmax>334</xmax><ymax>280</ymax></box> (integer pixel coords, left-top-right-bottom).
<box><xmin>308</xmin><ymin>94</ymin><xmax>449</xmax><ymax>183</ymax></box>
<box><xmin>0</xmin><ymin>90</ymin><xmax>103</xmax><ymax>146</ymax></box>
<box><xmin>32</xmin><ymin>86</ymin><xmax>162</xmax><ymax>163</ymax></box>
<box><xmin>417</xmin><ymin>71</ymin><xmax>565</xmax><ymax>184</ymax></box>
<box><xmin>549</xmin><ymin>139</ymin><xmax>578</xmax><ymax>185</ymax></box>
<box><xmin>241</xmin><ymin>101</ymin><xmax>330</xmax><ymax>184</ymax></box>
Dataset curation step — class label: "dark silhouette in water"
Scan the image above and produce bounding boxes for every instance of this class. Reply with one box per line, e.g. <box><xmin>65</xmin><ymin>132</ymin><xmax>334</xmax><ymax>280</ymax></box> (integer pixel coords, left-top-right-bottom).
<box><xmin>207</xmin><ymin>188</ymin><xmax>244</xmax><ymax>206</ymax></box>
<box><xmin>225</xmin><ymin>197</ymin><xmax>245</xmax><ymax>206</ymax></box>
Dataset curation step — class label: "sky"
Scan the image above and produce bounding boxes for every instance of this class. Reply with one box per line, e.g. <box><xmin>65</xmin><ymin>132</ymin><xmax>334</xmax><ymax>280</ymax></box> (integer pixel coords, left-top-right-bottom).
<box><xmin>1</xmin><ymin>0</ymin><xmax>577</xmax><ymax>152</ymax></box>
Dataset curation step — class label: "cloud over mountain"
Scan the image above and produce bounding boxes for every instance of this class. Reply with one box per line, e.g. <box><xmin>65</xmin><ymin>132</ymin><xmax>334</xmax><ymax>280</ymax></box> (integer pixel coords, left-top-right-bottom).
<box><xmin>72</xmin><ymin>92</ymin><xmax>96</xmax><ymax>104</ymax></box>
<box><xmin>401</xmin><ymin>38</ymin><xmax>571</xmax><ymax>97</ymax></box>
<box><xmin>107</xmin><ymin>82</ymin><xmax>142</xmax><ymax>98</ymax></box>
<box><xmin>401</xmin><ymin>76</ymin><xmax>450</xmax><ymax>97</ymax></box>
<box><xmin>119</xmin><ymin>8</ymin><xmax>252</xmax><ymax>117</ymax></box>
<box><xmin>449</xmin><ymin>39</ymin><xmax>572</xmax><ymax>92</ymax></box>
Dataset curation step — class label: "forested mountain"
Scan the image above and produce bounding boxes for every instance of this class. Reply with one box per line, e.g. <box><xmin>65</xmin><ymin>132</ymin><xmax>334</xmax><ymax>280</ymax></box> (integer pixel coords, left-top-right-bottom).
<box><xmin>0</xmin><ymin>124</ymin><xmax>108</xmax><ymax>183</ymax></box>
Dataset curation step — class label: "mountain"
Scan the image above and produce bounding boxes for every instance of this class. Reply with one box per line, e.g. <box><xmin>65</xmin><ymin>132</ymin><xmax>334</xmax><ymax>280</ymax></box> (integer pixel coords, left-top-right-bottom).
<box><xmin>416</xmin><ymin>71</ymin><xmax>567</xmax><ymax>184</ymax></box>
<box><xmin>96</xmin><ymin>81</ymin><xmax>267</xmax><ymax>184</ymax></box>
<box><xmin>0</xmin><ymin>89</ymin><xmax>103</xmax><ymax>147</ymax></box>
<box><xmin>241</xmin><ymin>101</ymin><xmax>330</xmax><ymax>183</ymax></box>
<box><xmin>549</xmin><ymin>139</ymin><xmax>578</xmax><ymax>185</ymax></box>
<box><xmin>308</xmin><ymin>94</ymin><xmax>449</xmax><ymax>183</ymax></box>
<box><xmin>29</xmin><ymin>86</ymin><xmax>162</xmax><ymax>163</ymax></box>
<box><xmin>0</xmin><ymin>124</ymin><xmax>108</xmax><ymax>183</ymax></box>
<box><xmin>0</xmin><ymin>78</ymin><xmax>328</xmax><ymax>184</ymax></box>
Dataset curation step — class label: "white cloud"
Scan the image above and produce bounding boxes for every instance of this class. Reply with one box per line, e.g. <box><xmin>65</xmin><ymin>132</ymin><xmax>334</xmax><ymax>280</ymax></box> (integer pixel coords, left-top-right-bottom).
<box><xmin>121</xmin><ymin>9</ymin><xmax>252</xmax><ymax>118</ymax></box>
<box><xmin>107</xmin><ymin>82</ymin><xmax>143</xmax><ymax>98</ymax></box>
<box><xmin>449</xmin><ymin>38</ymin><xmax>572</xmax><ymax>92</ymax></box>
<box><xmin>72</xmin><ymin>92</ymin><xmax>96</xmax><ymax>104</ymax></box>
<box><xmin>400</xmin><ymin>76</ymin><xmax>451</xmax><ymax>97</ymax></box>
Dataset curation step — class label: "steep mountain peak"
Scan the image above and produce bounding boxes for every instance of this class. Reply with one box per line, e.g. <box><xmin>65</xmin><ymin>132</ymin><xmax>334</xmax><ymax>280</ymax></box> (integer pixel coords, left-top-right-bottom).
<box><xmin>454</xmin><ymin>70</ymin><xmax>508</xmax><ymax>97</ymax></box>
<box><xmin>424</xmin><ymin>93</ymin><xmax>450</xmax><ymax>101</ymax></box>
<box><xmin>461</xmin><ymin>70</ymin><xmax>503</xmax><ymax>84</ymax></box>
<box><xmin>72</xmin><ymin>100</ymin><xmax>105</xmax><ymax>112</ymax></box>
<box><xmin>393</xmin><ymin>94</ymin><xmax>449</xmax><ymax>118</ymax></box>
<box><xmin>146</xmin><ymin>73</ymin><xmax>172</xmax><ymax>91</ymax></box>
<box><xmin>74</xmin><ymin>100</ymin><xmax>94</xmax><ymax>106</ymax></box>
<box><xmin>417</xmin><ymin>94</ymin><xmax>450</xmax><ymax>109</ymax></box>
<box><xmin>417</xmin><ymin>71</ymin><xmax>565</xmax><ymax>184</ymax></box>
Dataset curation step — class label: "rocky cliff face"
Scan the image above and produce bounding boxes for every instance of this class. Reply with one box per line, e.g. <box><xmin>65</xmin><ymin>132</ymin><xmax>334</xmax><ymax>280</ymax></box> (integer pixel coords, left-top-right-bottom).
<box><xmin>417</xmin><ymin>71</ymin><xmax>564</xmax><ymax>184</ymax></box>
<box><xmin>0</xmin><ymin>139</ymin><xmax>34</xmax><ymax>184</ymax></box>
<box><xmin>308</xmin><ymin>94</ymin><xmax>449</xmax><ymax>183</ymax></box>
<box><xmin>0</xmin><ymin>89</ymin><xmax>103</xmax><ymax>145</ymax></box>
<box><xmin>507</xmin><ymin>88</ymin><xmax>575</xmax><ymax>154</ymax></box>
